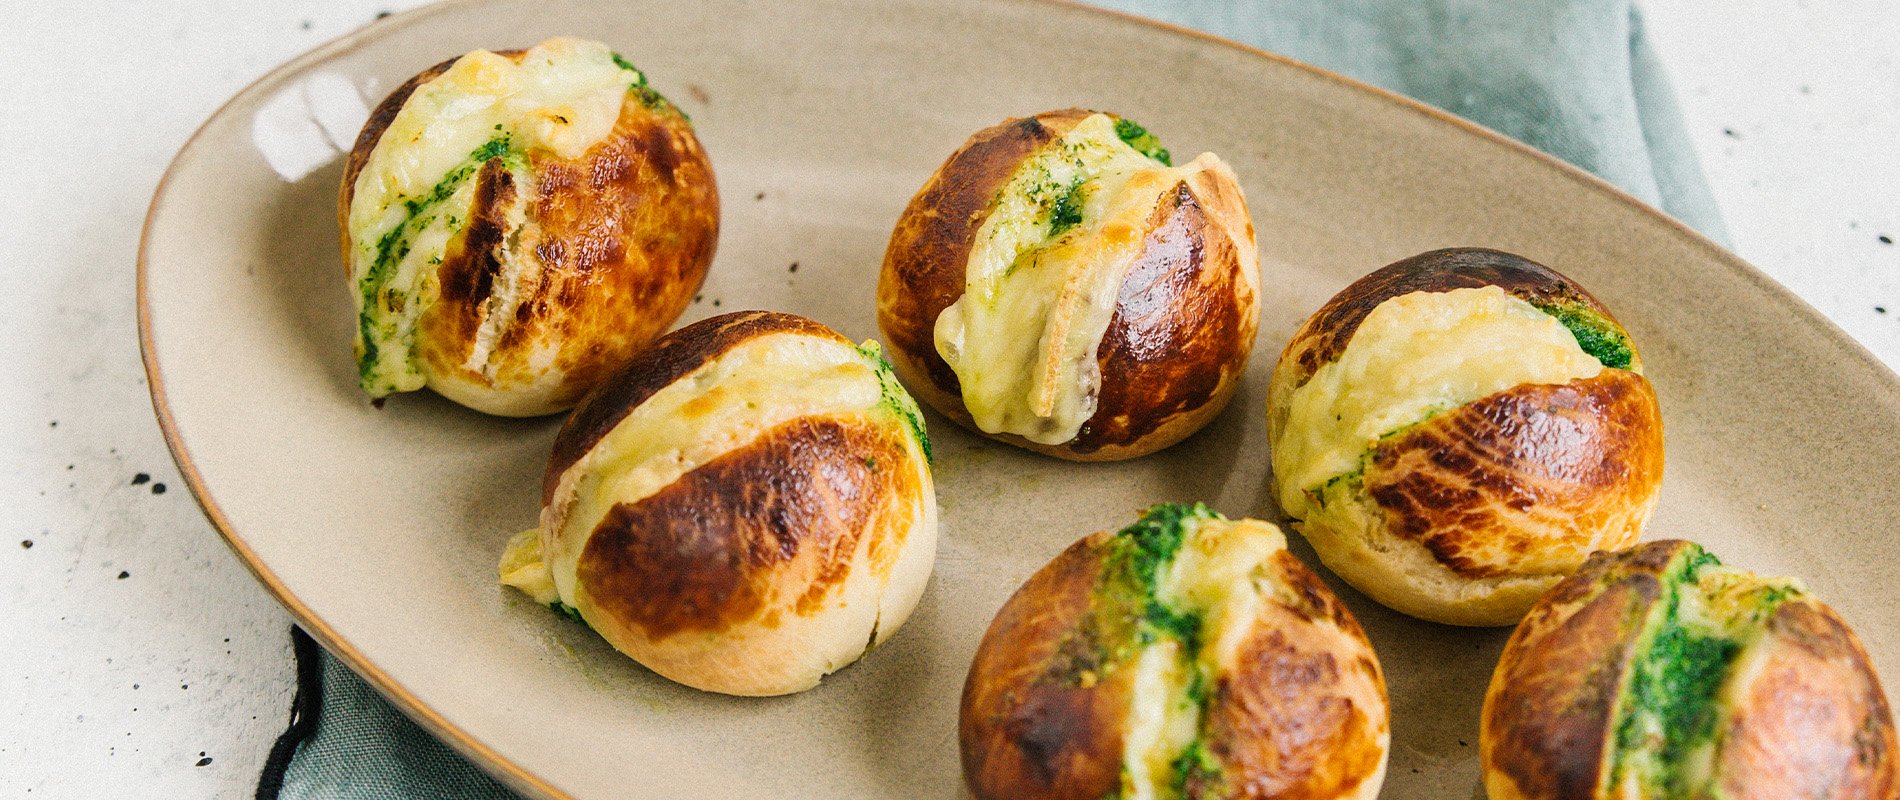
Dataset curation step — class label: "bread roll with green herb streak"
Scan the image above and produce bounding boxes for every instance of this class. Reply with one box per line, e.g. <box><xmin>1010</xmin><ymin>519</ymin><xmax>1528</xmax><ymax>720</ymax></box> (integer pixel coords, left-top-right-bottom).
<box><xmin>1266</xmin><ymin>247</ymin><xmax>1664</xmax><ymax>626</ymax></box>
<box><xmin>878</xmin><ymin>109</ymin><xmax>1259</xmax><ymax>461</ymax></box>
<box><xmin>497</xmin><ymin>311</ymin><xmax>936</xmax><ymax>696</ymax></box>
<box><xmin>1482</xmin><ymin>540</ymin><xmax>1898</xmax><ymax>799</ymax></box>
<box><xmin>340</xmin><ymin>36</ymin><xmax>718</xmax><ymax>417</ymax></box>
<box><xmin>960</xmin><ymin>503</ymin><xmax>1389</xmax><ymax>800</ymax></box>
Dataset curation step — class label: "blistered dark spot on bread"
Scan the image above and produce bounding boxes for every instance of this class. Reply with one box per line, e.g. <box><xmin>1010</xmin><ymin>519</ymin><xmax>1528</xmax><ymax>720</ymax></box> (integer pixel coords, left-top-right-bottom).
<box><xmin>1362</xmin><ymin>371</ymin><xmax>1664</xmax><ymax>579</ymax></box>
<box><xmin>1205</xmin><ymin>623</ymin><xmax>1386</xmax><ymax>800</ymax></box>
<box><xmin>1070</xmin><ymin>181</ymin><xmax>1247</xmax><ymax>453</ymax></box>
<box><xmin>574</xmin><ymin>414</ymin><xmax>907</xmax><ymax>639</ymax></box>
<box><xmin>1286</xmin><ymin>248</ymin><xmax>1623</xmax><ymax>383</ymax></box>
<box><xmin>429</xmin><ymin>158</ymin><xmax>516</xmax><ymax>338</ymax></box>
<box><xmin>543</xmin><ymin>311</ymin><xmax>843</xmax><ymax>505</ymax></box>
<box><xmin>878</xmin><ymin>109</ymin><xmax>1091</xmax><ymax>398</ymax></box>
<box><xmin>525</xmin><ymin>105</ymin><xmax>719</xmax><ymax>387</ymax></box>
<box><xmin>1486</xmin><ymin>576</ymin><xmax>1657</xmax><ymax>800</ymax></box>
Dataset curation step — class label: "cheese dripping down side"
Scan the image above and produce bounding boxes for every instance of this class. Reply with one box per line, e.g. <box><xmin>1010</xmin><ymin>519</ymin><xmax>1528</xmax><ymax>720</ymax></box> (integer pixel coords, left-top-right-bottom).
<box><xmin>345</xmin><ymin>37</ymin><xmax>643</xmax><ymax>397</ymax></box>
<box><xmin>933</xmin><ymin>113</ymin><xmax>1228</xmax><ymax>445</ymax></box>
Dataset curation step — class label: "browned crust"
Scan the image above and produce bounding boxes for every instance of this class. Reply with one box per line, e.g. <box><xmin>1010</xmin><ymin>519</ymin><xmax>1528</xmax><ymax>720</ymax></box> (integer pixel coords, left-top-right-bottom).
<box><xmin>343</xmin><ymin>47</ymin><xmax>720</xmax><ymax>415</ymax></box>
<box><xmin>420</xmin><ymin>156</ymin><xmax>517</xmax><ymax>347</ymax></box>
<box><xmin>877</xmin><ymin>108</ymin><xmax>1092</xmax><ymax>398</ymax></box>
<box><xmin>1361</xmin><ymin>370</ymin><xmax>1665</xmax><ymax>580</ymax></box>
<box><xmin>1200</xmin><ymin>552</ymin><xmax>1388</xmax><ymax>799</ymax></box>
<box><xmin>573</xmin><ymin>413</ymin><xmax>917</xmax><ymax>640</ymax></box>
<box><xmin>879</xmin><ymin>110</ymin><xmax>1258</xmax><ymax>460</ymax></box>
<box><xmin>1070</xmin><ymin>178</ymin><xmax>1257</xmax><ymax>454</ymax></box>
<box><xmin>542</xmin><ymin>310</ymin><xmax>843</xmax><ymax>505</ymax></box>
<box><xmin>1279</xmin><ymin>248</ymin><xmax>1629</xmax><ymax>389</ymax></box>
<box><xmin>961</xmin><ymin>531</ymin><xmax>1132</xmax><ymax>800</ymax></box>
<box><xmin>1482</xmin><ymin>563</ymin><xmax>1661</xmax><ymax>800</ymax></box>
<box><xmin>1714</xmin><ymin>599</ymin><xmax>1900</xmax><ymax>799</ymax></box>
<box><xmin>1483</xmin><ymin>540</ymin><xmax>1900</xmax><ymax>800</ymax></box>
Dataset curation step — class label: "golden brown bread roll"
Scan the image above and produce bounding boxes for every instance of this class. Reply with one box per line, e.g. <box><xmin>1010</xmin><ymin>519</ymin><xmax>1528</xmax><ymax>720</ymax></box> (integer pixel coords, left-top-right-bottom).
<box><xmin>498</xmin><ymin>311</ymin><xmax>936</xmax><ymax>696</ymax></box>
<box><xmin>1266</xmin><ymin>247</ymin><xmax>1664</xmax><ymax>626</ymax></box>
<box><xmin>340</xmin><ymin>37</ymin><xmax>718</xmax><ymax>417</ymax></box>
<box><xmin>878</xmin><ymin>109</ymin><xmax>1259</xmax><ymax>461</ymax></box>
<box><xmin>961</xmin><ymin>503</ymin><xmax>1388</xmax><ymax>799</ymax></box>
<box><xmin>1482</xmin><ymin>539</ymin><xmax>1898</xmax><ymax>799</ymax></box>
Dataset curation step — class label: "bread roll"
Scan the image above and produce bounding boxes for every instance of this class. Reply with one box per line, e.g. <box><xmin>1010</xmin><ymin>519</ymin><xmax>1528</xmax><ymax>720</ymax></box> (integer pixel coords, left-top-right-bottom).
<box><xmin>1482</xmin><ymin>539</ymin><xmax>1897</xmax><ymax>799</ymax></box>
<box><xmin>499</xmin><ymin>311</ymin><xmax>936</xmax><ymax>696</ymax></box>
<box><xmin>961</xmin><ymin>503</ymin><xmax>1388</xmax><ymax>799</ymax></box>
<box><xmin>1266</xmin><ymin>247</ymin><xmax>1664</xmax><ymax>625</ymax></box>
<box><xmin>879</xmin><ymin>109</ymin><xmax>1258</xmax><ymax>460</ymax></box>
<box><xmin>341</xmin><ymin>36</ymin><xmax>718</xmax><ymax>417</ymax></box>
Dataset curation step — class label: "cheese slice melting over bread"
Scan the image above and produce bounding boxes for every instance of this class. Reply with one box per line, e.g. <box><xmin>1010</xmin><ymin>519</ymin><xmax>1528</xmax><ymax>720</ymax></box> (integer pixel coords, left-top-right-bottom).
<box><xmin>934</xmin><ymin>113</ymin><xmax>1226</xmax><ymax>445</ymax></box>
<box><xmin>514</xmin><ymin>333</ymin><xmax>925</xmax><ymax>607</ymax></box>
<box><xmin>345</xmin><ymin>37</ymin><xmax>640</xmax><ymax>396</ymax></box>
<box><xmin>1274</xmin><ymin>286</ymin><xmax>1604</xmax><ymax>519</ymax></box>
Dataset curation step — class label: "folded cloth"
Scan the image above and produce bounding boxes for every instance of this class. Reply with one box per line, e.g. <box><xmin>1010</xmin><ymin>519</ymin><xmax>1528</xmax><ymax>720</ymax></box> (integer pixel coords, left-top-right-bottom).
<box><xmin>260</xmin><ymin>2</ymin><xmax>1726</xmax><ymax>797</ymax></box>
<box><xmin>1092</xmin><ymin>0</ymin><xmax>1727</xmax><ymax>241</ymax></box>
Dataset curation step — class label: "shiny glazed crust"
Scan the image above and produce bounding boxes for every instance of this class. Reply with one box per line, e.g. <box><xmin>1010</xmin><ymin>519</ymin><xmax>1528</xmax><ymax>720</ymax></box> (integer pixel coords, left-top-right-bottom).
<box><xmin>542</xmin><ymin>312</ymin><xmax>936</xmax><ymax>696</ymax></box>
<box><xmin>960</xmin><ymin>525</ymin><xmax>1388</xmax><ymax>799</ymax></box>
<box><xmin>1481</xmin><ymin>540</ymin><xmax>1899</xmax><ymax>799</ymax></box>
<box><xmin>1266</xmin><ymin>248</ymin><xmax>1664</xmax><ymax>626</ymax></box>
<box><xmin>339</xmin><ymin>49</ymin><xmax>719</xmax><ymax>417</ymax></box>
<box><xmin>877</xmin><ymin>109</ymin><xmax>1259</xmax><ymax>461</ymax></box>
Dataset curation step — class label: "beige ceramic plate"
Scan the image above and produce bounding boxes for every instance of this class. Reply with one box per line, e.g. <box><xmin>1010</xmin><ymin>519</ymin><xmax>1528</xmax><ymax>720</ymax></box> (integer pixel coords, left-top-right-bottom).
<box><xmin>140</xmin><ymin>0</ymin><xmax>1900</xmax><ymax>797</ymax></box>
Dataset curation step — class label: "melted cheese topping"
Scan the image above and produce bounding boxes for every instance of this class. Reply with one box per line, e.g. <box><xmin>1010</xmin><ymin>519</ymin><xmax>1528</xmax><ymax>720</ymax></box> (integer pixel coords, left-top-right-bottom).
<box><xmin>346</xmin><ymin>37</ymin><xmax>638</xmax><ymax>395</ymax></box>
<box><xmin>1274</xmin><ymin>286</ymin><xmax>1604</xmax><ymax>519</ymax></box>
<box><xmin>1119</xmin><ymin>516</ymin><xmax>1289</xmax><ymax>799</ymax></box>
<box><xmin>532</xmin><ymin>333</ymin><xmax>888</xmax><ymax>604</ymax></box>
<box><xmin>934</xmin><ymin>113</ymin><xmax>1224</xmax><ymax>444</ymax></box>
<box><xmin>1121</xmin><ymin>640</ymin><xmax>1197</xmax><ymax>800</ymax></box>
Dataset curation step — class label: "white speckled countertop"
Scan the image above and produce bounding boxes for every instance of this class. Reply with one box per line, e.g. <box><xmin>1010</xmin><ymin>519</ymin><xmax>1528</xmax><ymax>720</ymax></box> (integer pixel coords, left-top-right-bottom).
<box><xmin>1</xmin><ymin>1</ymin><xmax>1893</xmax><ymax>796</ymax></box>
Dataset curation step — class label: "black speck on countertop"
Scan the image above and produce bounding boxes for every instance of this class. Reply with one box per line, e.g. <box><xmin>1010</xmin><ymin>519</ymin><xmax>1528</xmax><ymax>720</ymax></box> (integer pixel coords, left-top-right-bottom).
<box><xmin>195</xmin><ymin>757</ymin><xmax>212</xmax><ymax>767</ymax></box>
<box><xmin>788</xmin><ymin>262</ymin><xmax>798</xmax><ymax>273</ymax></box>
<box><xmin>1722</xmin><ymin>127</ymin><xmax>1740</xmax><ymax>139</ymax></box>
<box><xmin>117</xmin><ymin>571</ymin><xmax>129</xmax><ymax>580</ymax></box>
<box><xmin>754</xmin><ymin>191</ymin><xmax>765</xmax><ymax>201</ymax></box>
<box><xmin>1877</xmin><ymin>306</ymin><xmax>1888</xmax><ymax>314</ymax></box>
<box><xmin>132</xmin><ymin>473</ymin><xmax>150</xmax><ymax>485</ymax></box>
<box><xmin>712</xmin><ymin>299</ymin><xmax>721</xmax><ymax>307</ymax></box>
<box><xmin>1881</xmin><ymin>235</ymin><xmax>1893</xmax><ymax>245</ymax></box>
<box><xmin>300</xmin><ymin>19</ymin><xmax>311</xmax><ymax>30</ymax></box>
<box><xmin>48</xmin><ymin>420</ymin><xmax>57</xmax><ymax>428</ymax></box>
<box><xmin>151</xmin><ymin>483</ymin><xmax>167</xmax><ymax>495</ymax></box>
<box><xmin>375</xmin><ymin>9</ymin><xmax>391</xmax><ymax>19</ymax></box>
<box><xmin>20</xmin><ymin>540</ymin><xmax>31</xmax><ymax>549</ymax></box>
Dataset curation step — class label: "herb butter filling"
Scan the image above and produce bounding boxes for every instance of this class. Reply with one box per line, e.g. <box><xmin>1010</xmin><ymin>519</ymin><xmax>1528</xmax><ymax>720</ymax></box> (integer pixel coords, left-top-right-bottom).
<box><xmin>1076</xmin><ymin>504</ymin><xmax>1293</xmax><ymax>800</ymax></box>
<box><xmin>345</xmin><ymin>37</ymin><xmax>668</xmax><ymax>397</ymax></box>
<box><xmin>933</xmin><ymin>113</ymin><xmax>1220</xmax><ymax>445</ymax></box>
<box><xmin>1607</xmin><ymin>545</ymin><xmax>1803</xmax><ymax>796</ymax></box>
<box><xmin>1275</xmin><ymin>286</ymin><xmax>1611</xmax><ymax>519</ymax></box>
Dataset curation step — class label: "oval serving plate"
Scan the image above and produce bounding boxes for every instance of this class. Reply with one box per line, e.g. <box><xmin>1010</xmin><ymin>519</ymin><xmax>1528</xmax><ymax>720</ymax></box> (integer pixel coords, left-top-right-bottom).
<box><xmin>139</xmin><ymin>0</ymin><xmax>1900</xmax><ymax>796</ymax></box>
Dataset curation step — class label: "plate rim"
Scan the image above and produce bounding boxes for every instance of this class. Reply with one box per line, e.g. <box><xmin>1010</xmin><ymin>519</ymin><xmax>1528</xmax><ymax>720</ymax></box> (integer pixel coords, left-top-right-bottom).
<box><xmin>135</xmin><ymin>0</ymin><xmax>1900</xmax><ymax>796</ymax></box>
